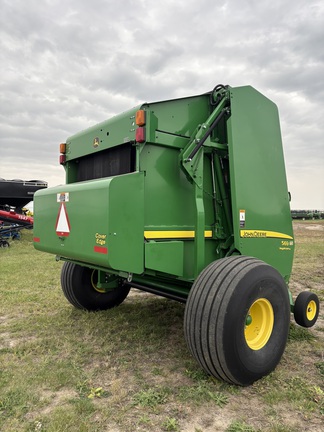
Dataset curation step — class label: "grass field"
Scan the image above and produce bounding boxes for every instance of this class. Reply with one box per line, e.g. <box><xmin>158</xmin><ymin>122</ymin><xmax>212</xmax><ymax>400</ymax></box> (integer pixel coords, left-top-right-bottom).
<box><xmin>0</xmin><ymin>221</ymin><xmax>323</xmax><ymax>432</ymax></box>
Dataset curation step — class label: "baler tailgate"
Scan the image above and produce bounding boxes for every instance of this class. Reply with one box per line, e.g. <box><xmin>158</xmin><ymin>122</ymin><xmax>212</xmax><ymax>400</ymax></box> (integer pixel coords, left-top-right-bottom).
<box><xmin>34</xmin><ymin>172</ymin><xmax>144</xmax><ymax>273</ymax></box>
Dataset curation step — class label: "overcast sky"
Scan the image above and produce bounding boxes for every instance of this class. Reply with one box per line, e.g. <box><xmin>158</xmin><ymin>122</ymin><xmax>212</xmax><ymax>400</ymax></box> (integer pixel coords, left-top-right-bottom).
<box><xmin>1</xmin><ymin>0</ymin><xmax>323</xmax><ymax>209</ymax></box>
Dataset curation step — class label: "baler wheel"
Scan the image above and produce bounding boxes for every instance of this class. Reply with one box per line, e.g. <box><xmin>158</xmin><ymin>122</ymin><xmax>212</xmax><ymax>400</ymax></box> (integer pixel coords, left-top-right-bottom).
<box><xmin>184</xmin><ymin>256</ymin><xmax>290</xmax><ymax>386</ymax></box>
<box><xmin>294</xmin><ymin>291</ymin><xmax>319</xmax><ymax>328</ymax></box>
<box><xmin>60</xmin><ymin>262</ymin><xmax>130</xmax><ymax>311</ymax></box>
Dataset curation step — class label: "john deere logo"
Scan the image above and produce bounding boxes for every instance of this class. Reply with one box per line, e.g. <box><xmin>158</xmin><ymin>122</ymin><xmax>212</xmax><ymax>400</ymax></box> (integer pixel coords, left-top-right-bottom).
<box><xmin>93</xmin><ymin>137</ymin><xmax>99</xmax><ymax>148</ymax></box>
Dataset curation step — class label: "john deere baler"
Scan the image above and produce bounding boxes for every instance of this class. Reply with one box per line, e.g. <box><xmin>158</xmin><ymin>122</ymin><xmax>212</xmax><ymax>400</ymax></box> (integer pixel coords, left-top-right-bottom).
<box><xmin>33</xmin><ymin>85</ymin><xmax>319</xmax><ymax>385</ymax></box>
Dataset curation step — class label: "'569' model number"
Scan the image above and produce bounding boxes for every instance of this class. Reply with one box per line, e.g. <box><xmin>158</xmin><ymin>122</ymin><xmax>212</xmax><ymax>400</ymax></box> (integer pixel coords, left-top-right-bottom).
<box><xmin>281</xmin><ymin>240</ymin><xmax>293</xmax><ymax>247</ymax></box>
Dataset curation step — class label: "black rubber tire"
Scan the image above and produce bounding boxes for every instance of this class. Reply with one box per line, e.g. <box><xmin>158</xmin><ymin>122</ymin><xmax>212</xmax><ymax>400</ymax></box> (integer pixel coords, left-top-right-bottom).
<box><xmin>294</xmin><ymin>291</ymin><xmax>320</xmax><ymax>328</ymax></box>
<box><xmin>184</xmin><ymin>256</ymin><xmax>291</xmax><ymax>386</ymax></box>
<box><xmin>60</xmin><ymin>262</ymin><xmax>130</xmax><ymax>311</ymax></box>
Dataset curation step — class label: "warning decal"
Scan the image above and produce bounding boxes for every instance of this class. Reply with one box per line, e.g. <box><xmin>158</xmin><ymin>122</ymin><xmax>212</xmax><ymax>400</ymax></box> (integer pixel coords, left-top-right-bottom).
<box><xmin>56</xmin><ymin>203</ymin><xmax>70</xmax><ymax>237</ymax></box>
<box><xmin>57</xmin><ymin>192</ymin><xmax>69</xmax><ymax>202</ymax></box>
<box><xmin>239</xmin><ymin>210</ymin><xmax>245</xmax><ymax>228</ymax></box>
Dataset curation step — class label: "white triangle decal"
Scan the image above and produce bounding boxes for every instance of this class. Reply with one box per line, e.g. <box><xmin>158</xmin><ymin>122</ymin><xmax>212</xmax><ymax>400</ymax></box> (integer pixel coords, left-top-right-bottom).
<box><xmin>56</xmin><ymin>203</ymin><xmax>70</xmax><ymax>236</ymax></box>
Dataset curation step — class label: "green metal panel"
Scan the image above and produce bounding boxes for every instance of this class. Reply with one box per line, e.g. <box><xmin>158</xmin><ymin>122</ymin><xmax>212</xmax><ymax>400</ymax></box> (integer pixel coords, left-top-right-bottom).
<box><xmin>34</xmin><ymin>172</ymin><xmax>144</xmax><ymax>274</ymax></box>
<box><xmin>227</xmin><ymin>86</ymin><xmax>294</xmax><ymax>280</ymax></box>
<box><xmin>141</xmin><ymin>144</ymin><xmax>195</xmax><ymax>228</ymax></box>
<box><xmin>65</xmin><ymin>106</ymin><xmax>140</xmax><ymax>161</ymax></box>
<box><xmin>140</xmin><ymin>141</ymin><xmax>216</xmax><ymax>279</ymax></box>
<box><xmin>145</xmin><ymin>241</ymin><xmax>184</xmax><ymax>276</ymax></box>
<box><xmin>143</xmin><ymin>94</ymin><xmax>210</xmax><ymax>146</ymax></box>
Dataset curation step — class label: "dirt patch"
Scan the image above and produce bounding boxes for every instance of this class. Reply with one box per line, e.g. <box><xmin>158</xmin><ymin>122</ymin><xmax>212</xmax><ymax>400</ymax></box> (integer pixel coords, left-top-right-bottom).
<box><xmin>293</xmin><ymin>222</ymin><xmax>324</xmax><ymax>231</ymax></box>
<box><xmin>0</xmin><ymin>331</ymin><xmax>38</xmax><ymax>348</ymax></box>
<box><xmin>180</xmin><ymin>406</ymin><xmax>232</xmax><ymax>431</ymax></box>
<box><xmin>24</xmin><ymin>388</ymin><xmax>78</xmax><ymax>424</ymax></box>
<box><xmin>0</xmin><ymin>314</ymin><xmax>15</xmax><ymax>327</ymax></box>
<box><xmin>305</xmin><ymin>224</ymin><xmax>324</xmax><ymax>231</ymax></box>
<box><xmin>39</xmin><ymin>389</ymin><xmax>78</xmax><ymax>416</ymax></box>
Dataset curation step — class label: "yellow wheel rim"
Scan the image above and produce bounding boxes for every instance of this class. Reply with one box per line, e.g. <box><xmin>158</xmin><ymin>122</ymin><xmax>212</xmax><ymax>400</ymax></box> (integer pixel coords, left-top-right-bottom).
<box><xmin>91</xmin><ymin>271</ymin><xmax>105</xmax><ymax>293</ymax></box>
<box><xmin>306</xmin><ymin>300</ymin><xmax>317</xmax><ymax>321</ymax></box>
<box><xmin>245</xmin><ymin>298</ymin><xmax>274</xmax><ymax>350</ymax></box>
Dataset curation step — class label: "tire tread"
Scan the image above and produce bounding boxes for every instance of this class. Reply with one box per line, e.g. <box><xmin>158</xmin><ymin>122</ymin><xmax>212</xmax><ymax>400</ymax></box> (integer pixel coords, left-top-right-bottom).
<box><xmin>184</xmin><ymin>256</ymin><xmax>290</xmax><ymax>385</ymax></box>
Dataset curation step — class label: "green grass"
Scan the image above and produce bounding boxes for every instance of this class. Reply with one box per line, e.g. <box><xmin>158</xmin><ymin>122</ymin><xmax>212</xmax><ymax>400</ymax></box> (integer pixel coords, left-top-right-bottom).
<box><xmin>0</xmin><ymin>223</ymin><xmax>323</xmax><ymax>431</ymax></box>
<box><xmin>226</xmin><ymin>421</ymin><xmax>257</xmax><ymax>432</ymax></box>
<box><xmin>290</xmin><ymin>220</ymin><xmax>324</xmax><ymax>297</ymax></box>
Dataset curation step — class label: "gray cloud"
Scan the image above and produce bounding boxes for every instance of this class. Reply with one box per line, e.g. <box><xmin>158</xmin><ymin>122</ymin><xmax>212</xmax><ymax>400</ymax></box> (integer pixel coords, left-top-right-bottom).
<box><xmin>0</xmin><ymin>0</ymin><xmax>323</xmax><ymax>208</ymax></box>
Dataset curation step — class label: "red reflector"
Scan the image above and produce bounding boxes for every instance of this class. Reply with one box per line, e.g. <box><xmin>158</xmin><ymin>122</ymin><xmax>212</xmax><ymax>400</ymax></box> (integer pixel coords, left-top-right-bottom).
<box><xmin>135</xmin><ymin>127</ymin><xmax>145</xmax><ymax>143</ymax></box>
<box><xmin>59</xmin><ymin>154</ymin><xmax>66</xmax><ymax>164</ymax></box>
<box><xmin>94</xmin><ymin>246</ymin><xmax>108</xmax><ymax>254</ymax></box>
<box><xmin>56</xmin><ymin>231</ymin><xmax>69</xmax><ymax>237</ymax></box>
<box><xmin>33</xmin><ymin>237</ymin><xmax>40</xmax><ymax>243</ymax></box>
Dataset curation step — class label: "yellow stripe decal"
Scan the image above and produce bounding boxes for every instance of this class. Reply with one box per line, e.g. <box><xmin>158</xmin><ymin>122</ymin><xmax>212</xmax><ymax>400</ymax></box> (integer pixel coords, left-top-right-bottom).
<box><xmin>144</xmin><ymin>230</ymin><xmax>213</xmax><ymax>239</ymax></box>
<box><xmin>240</xmin><ymin>230</ymin><xmax>293</xmax><ymax>240</ymax></box>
